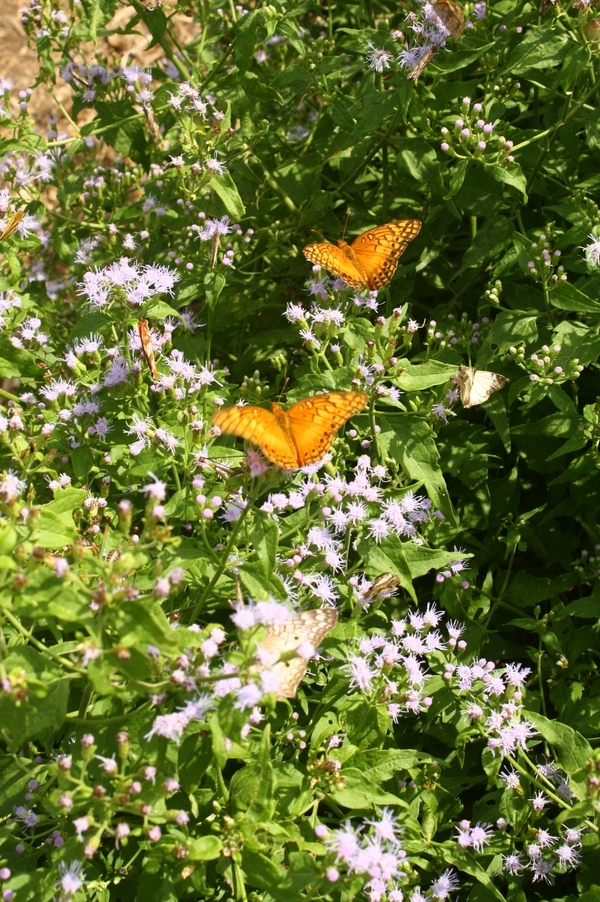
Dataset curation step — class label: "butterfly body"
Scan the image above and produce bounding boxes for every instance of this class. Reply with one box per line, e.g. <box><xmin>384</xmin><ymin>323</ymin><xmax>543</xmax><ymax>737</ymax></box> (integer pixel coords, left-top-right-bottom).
<box><xmin>212</xmin><ymin>391</ymin><xmax>368</xmax><ymax>469</ymax></box>
<box><xmin>303</xmin><ymin>220</ymin><xmax>421</xmax><ymax>291</ymax></box>
<box><xmin>259</xmin><ymin>608</ymin><xmax>338</xmax><ymax>698</ymax></box>
<box><xmin>455</xmin><ymin>365</ymin><xmax>506</xmax><ymax>408</ymax></box>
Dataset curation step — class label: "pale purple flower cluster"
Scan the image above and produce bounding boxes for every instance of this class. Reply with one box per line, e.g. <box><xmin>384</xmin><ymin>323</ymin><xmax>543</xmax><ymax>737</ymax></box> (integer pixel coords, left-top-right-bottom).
<box><xmin>584</xmin><ymin>233</ymin><xmax>600</xmax><ymax>267</ymax></box>
<box><xmin>508</xmin><ymin>341</ymin><xmax>582</xmax><ymax>387</ymax></box>
<box><xmin>439</xmin><ymin>97</ymin><xmax>517</xmax><ymax>164</ymax></box>
<box><xmin>500</xmin><ymin>822</ymin><xmax>583</xmax><ymax>883</ymax></box>
<box><xmin>427</xmin><ymin>311</ymin><xmax>491</xmax><ymax>355</ymax></box>
<box><xmin>167</xmin><ymin>81</ymin><xmax>222</xmax><ymax>121</ymax></box>
<box><xmin>60</xmin><ymin>59</ymin><xmax>118</xmax><ymax>104</ymax></box>
<box><xmin>525</xmin><ymin>233</ymin><xmax>567</xmax><ymax>286</ymax></box>
<box><xmin>316</xmin><ymin>811</ymin><xmax>460</xmax><ymax>901</ymax></box>
<box><xmin>77</xmin><ymin>259</ymin><xmax>180</xmax><ymax>309</ymax></box>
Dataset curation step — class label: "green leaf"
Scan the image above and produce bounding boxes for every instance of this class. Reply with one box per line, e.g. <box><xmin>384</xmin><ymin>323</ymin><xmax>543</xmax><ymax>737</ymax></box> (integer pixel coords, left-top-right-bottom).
<box><xmin>507</xmin><ymin>30</ymin><xmax>569</xmax><ymax>72</ymax></box>
<box><xmin>445</xmin><ymin>159</ymin><xmax>468</xmax><ymax>198</ymax></box>
<box><xmin>0</xmin><ymin>648</ymin><xmax>70</xmax><ymax>747</ymax></box>
<box><xmin>357</xmin><ymin>535</ymin><xmax>467</xmax><ymax>602</ymax></box>
<box><xmin>235</xmin><ymin>7</ymin><xmax>278</xmax><ymax>76</ymax></box>
<box><xmin>561</xmin><ymin>42</ymin><xmax>591</xmax><ymax>91</ymax></box>
<box><xmin>248</xmin><ymin>512</ymin><xmax>279</xmax><ymax>580</ymax></box>
<box><xmin>525</xmin><ymin>712</ymin><xmax>591</xmax><ymax>799</ymax></box>
<box><xmin>86</xmin><ymin>101</ymin><xmax>149</xmax><ymax>166</ymax></box>
<box><xmin>351</xmin><ymin>88</ymin><xmax>396</xmax><ymax>141</ymax></box>
<box><xmin>487</xmin><ymin>162</ymin><xmax>528</xmax><ymax>200</ymax></box>
<box><xmin>329</xmin><ymin>768</ymin><xmax>403</xmax><ymax>809</ymax></box>
<box><xmin>396</xmin><ymin>138</ymin><xmax>445</xmax><ymax>196</ymax></box>
<box><xmin>0</xmin><ymin>332</ymin><xmax>38</xmax><ymax>379</ymax></box>
<box><xmin>382</xmin><ymin>416</ymin><xmax>450</xmax><ymax>512</ymax></box>
<box><xmin>68</xmin><ymin>311</ymin><xmax>112</xmax><ymax>342</ymax></box>
<box><xmin>432</xmin><ymin>40</ymin><xmax>496</xmax><ymax>74</ymax></box>
<box><xmin>460</xmin><ymin>215</ymin><xmax>514</xmax><ymax>271</ymax></box>
<box><xmin>550</xmin><ymin>281</ymin><xmax>600</xmax><ymax>313</ymax></box>
<box><xmin>229</xmin><ymin>726</ymin><xmax>275</xmax><ymax>822</ymax></box>
<box><xmin>211</xmin><ymin>171</ymin><xmax>246</xmax><ymax>219</ymax></box>
<box><xmin>33</xmin><ymin>506</ymin><xmax>79</xmax><ymax>549</ymax></box>
<box><xmin>585</xmin><ymin>108</ymin><xmax>600</xmax><ymax>150</ymax></box>
<box><xmin>188</xmin><ymin>835</ymin><xmax>223</xmax><ymax>861</ymax></box>
<box><xmin>241</xmin><ymin>849</ymin><xmax>285</xmax><ymax>891</ymax></box>
<box><xmin>72</xmin><ymin>446</ymin><xmax>95</xmax><ymax>480</ymax></box>
<box><xmin>345</xmin><ymin>748</ymin><xmax>436</xmax><ymax>782</ymax></box>
<box><xmin>395</xmin><ymin>359</ymin><xmax>457</xmax><ymax>391</ymax></box>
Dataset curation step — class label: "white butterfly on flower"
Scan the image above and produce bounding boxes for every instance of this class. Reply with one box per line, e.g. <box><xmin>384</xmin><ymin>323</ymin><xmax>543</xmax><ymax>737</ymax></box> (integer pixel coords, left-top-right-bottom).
<box><xmin>454</xmin><ymin>365</ymin><xmax>506</xmax><ymax>408</ymax></box>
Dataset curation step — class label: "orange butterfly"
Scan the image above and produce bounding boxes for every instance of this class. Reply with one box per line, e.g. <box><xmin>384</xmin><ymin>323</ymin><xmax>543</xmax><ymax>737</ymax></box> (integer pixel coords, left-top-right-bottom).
<box><xmin>303</xmin><ymin>220</ymin><xmax>421</xmax><ymax>291</ymax></box>
<box><xmin>0</xmin><ymin>211</ymin><xmax>24</xmax><ymax>241</ymax></box>
<box><xmin>212</xmin><ymin>391</ymin><xmax>368</xmax><ymax>469</ymax></box>
<box><xmin>138</xmin><ymin>318</ymin><xmax>159</xmax><ymax>381</ymax></box>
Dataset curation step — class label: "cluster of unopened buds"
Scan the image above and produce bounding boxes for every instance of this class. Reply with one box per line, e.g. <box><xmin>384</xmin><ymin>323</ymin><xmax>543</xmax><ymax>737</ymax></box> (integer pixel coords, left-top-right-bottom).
<box><xmin>484</xmin><ymin>279</ymin><xmax>503</xmax><ymax>306</ymax></box>
<box><xmin>509</xmin><ymin>343</ymin><xmax>583</xmax><ymax>385</ymax></box>
<box><xmin>575</xmin><ymin>545</ymin><xmax>600</xmax><ymax>580</ymax></box>
<box><xmin>526</xmin><ymin>234</ymin><xmax>568</xmax><ymax>287</ymax></box>
<box><xmin>440</xmin><ymin>97</ymin><xmax>516</xmax><ymax>164</ymax></box>
<box><xmin>427</xmin><ymin>311</ymin><xmax>491</xmax><ymax>353</ymax></box>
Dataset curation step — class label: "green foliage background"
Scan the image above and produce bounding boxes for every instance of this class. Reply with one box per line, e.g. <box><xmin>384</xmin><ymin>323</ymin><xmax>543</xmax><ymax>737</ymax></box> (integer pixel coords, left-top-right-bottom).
<box><xmin>1</xmin><ymin>0</ymin><xmax>600</xmax><ymax>900</ymax></box>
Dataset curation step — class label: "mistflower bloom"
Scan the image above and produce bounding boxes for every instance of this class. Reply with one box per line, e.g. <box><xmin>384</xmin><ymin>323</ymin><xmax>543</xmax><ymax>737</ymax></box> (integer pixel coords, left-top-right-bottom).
<box><xmin>366</xmin><ymin>41</ymin><xmax>393</xmax><ymax>72</ymax></box>
<box><xmin>530</xmin><ymin>790</ymin><xmax>550</xmax><ymax>811</ymax></box>
<box><xmin>205</xmin><ymin>153</ymin><xmax>225</xmax><ymax>176</ymax></box>
<box><xmin>499</xmin><ymin>767</ymin><xmax>521</xmax><ymax>790</ymax></box>
<box><xmin>57</xmin><ymin>860</ymin><xmax>86</xmax><ymax>897</ymax></box>
<box><xmin>13</xmin><ymin>806</ymin><xmax>38</xmax><ymax>828</ymax></box>
<box><xmin>502</xmin><ymin>853</ymin><xmax>523</xmax><ymax>875</ymax></box>
<box><xmin>0</xmin><ymin>470</ymin><xmax>27</xmax><ymax>503</ymax></box>
<box><xmin>583</xmin><ymin>234</ymin><xmax>600</xmax><ymax>267</ymax></box>
<box><xmin>430</xmin><ymin>869</ymin><xmax>460</xmax><ymax>899</ymax></box>
<box><xmin>347</xmin><ymin>654</ymin><xmax>377</xmax><ymax>692</ymax></box>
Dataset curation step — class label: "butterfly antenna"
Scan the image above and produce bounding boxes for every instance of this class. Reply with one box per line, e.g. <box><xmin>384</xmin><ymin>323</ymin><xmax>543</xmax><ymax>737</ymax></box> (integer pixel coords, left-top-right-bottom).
<box><xmin>342</xmin><ymin>210</ymin><xmax>351</xmax><ymax>240</ymax></box>
<box><xmin>278</xmin><ymin>376</ymin><xmax>290</xmax><ymax>403</ymax></box>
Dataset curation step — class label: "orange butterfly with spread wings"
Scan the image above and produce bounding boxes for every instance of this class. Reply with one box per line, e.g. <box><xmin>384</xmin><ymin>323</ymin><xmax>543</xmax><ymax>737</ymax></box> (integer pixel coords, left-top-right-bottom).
<box><xmin>212</xmin><ymin>391</ymin><xmax>368</xmax><ymax>469</ymax></box>
<box><xmin>303</xmin><ymin>220</ymin><xmax>421</xmax><ymax>291</ymax></box>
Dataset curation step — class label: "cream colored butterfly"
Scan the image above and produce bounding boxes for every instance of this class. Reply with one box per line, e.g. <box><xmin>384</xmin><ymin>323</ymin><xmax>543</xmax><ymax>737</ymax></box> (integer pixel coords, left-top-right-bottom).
<box><xmin>258</xmin><ymin>609</ymin><xmax>338</xmax><ymax>699</ymax></box>
<box><xmin>454</xmin><ymin>365</ymin><xmax>506</xmax><ymax>408</ymax></box>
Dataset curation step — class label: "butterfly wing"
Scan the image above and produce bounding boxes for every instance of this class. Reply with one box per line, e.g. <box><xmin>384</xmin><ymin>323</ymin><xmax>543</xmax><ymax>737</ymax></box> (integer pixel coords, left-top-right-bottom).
<box><xmin>455</xmin><ymin>365</ymin><xmax>506</xmax><ymax>408</ymax></box>
<box><xmin>283</xmin><ymin>391</ymin><xmax>368</xmax><ymax>467</ymax></box>
<box><xmin>0</xmin><ymin>211</ymin><xmax>24</xmax><ymax>241</ymax></box>
<box><xmin>303</xmin><ymin>242</ymin><xmax>366</xmax><ymax>290</ymax></box>
<box><xmin>212</xmin><ymin>405</ymin><xmax>300</xmax><ymax>469</ymax></box>
<box><xmin>434</xmin><ymin>0</ymin><xmax>464</xmax><ymax>37</ymax></box>
<box><xmin>138</xmin><ymin>318</ymin><xmax>159</xmax><ymax>381</ymax></box>
<box><xmin>350</xmin><ymin>220</ymin><xmax>422</xmax><ymax>290</ymax></box>
<box><xmin>408</xmin><ymin>47</ymin><xmax>435</xmax><ymax>81</ymax></box>
<box><xmin>360</xmin><ymin>573</ymin><xmax>401</xmax><ymax>603</ymax></box>
<box><xmin>261</xmin><ymin>609</ymin><xmax>338</xmax><ymax>698</ymax></box>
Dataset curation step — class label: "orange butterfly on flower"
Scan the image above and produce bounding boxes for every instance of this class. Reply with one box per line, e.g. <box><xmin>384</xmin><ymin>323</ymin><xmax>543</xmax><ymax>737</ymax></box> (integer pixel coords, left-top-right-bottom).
<box><xmin>212</xmin><ymin>391</ymin><xmax>368</xmax><ymax>470</ymax></box>
<box><xmin>303</xmin><ymin>219</ymin><xmax>421</xmax><ymax>291</ymax></box>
